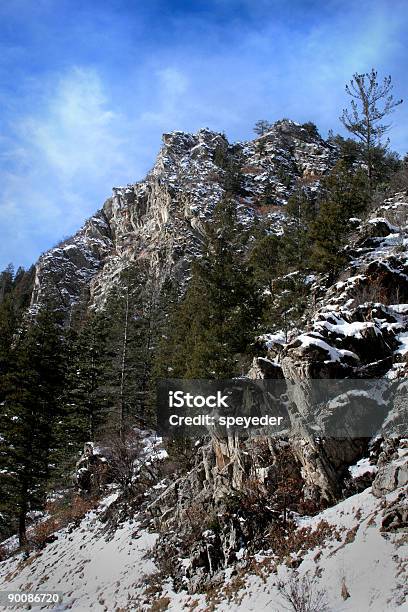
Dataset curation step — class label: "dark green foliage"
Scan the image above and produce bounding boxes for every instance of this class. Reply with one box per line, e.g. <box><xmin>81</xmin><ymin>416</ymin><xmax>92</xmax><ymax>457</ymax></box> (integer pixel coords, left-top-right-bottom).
<box><xmin>328</xmin><ymin>134</ymin><xmax>364</xmax><ymax>167</ymax></box>
<box><xmin>340</xmin><ymin>69</ymin><xmax>403</xmax><ymax>188</ymax></box>
<box><xmin>0</xmin><ymin>265</ymin><xmax>36</xmax><ymax>386</ymax></box>
<box><xmin>285</xmin><ymin>189</ymin><xmax>317</xmax><ymax>269</ymax></box>
<box><xmin>102</xmin><ymin>265</ymin><xmax>155</xmax><ymax>433</ymax></box>
<box><xmin>254</xmin><ymin>120</ymin><xmax>273</xmax><ymax>136</ymax></box>
<box><xmin>213</xmin><ymin>144</ymin><xmax>229</xmax><ymax>169</ymax></box>
<box><xmin>0</xmin><ymin>304</ymin><xmax>68</xmax><ymax>545</ymax></box>
<box><xmin>301</xmin><ymin>121</ymin><xmax>320</xmax><ymax>139</ymax></box>
<box><xmin>249</xmin><ymin>234</ymin><xmax>282</xmax><ymax>291</ymax></box>
<box><xmin>249</xmin><ymin>228</ymin><xmax>310</xmax><ymax>335</ymax></box>
<box><xmin>221</xmin><ymin>152</ymin><xmax>245</xmax><ymax>197</ymax></box>
<box><xmin>62</xmin><ymin>312</ymin><xmax>111</xmax><ymax>446</ymax></box>
<box><xmin>258</xmin><ymin>177</ymin><xmax>278</xmax><ymax>206</ymax></box>
<box><xmin>263</xmin><ymin>272</ymin><xmax>310</xmax><ymax>337</ymax></box>
<box><xmin>370</xmin><ymin>147</ymin><xmax>401</xmax><ymax>188</ymax></box>
<box><xmin>308</xmin><ymin>160</ymin><xmax>370</xmax><ymax>275</ymax></box>
<box><xmin>328</xmin><ymin>133</ymin><xmax>402</xmax><ymax>189</ymax></box>
<box><xmin>388</xmin><ymin>154</ymin><xmax>408</xmax><ymax>192</ymax></box>
<box><xmin>0</xmin><ymin>264</ymin><xmax>14</xmax><ymax>303</ymax></box>
<box><xmin>275</xmin><ymin>165</ymin><xmax>292</xmax><ymax>189</ymax></box>
<box><xmin>155</xmin><ymin>198</ymin><xmax>261</xmax><ymax>379</ymax></box>
<box><xmin>64</xmin><ymin>264</ymin><xmax>158</xmax><ymax>440</ymax></box>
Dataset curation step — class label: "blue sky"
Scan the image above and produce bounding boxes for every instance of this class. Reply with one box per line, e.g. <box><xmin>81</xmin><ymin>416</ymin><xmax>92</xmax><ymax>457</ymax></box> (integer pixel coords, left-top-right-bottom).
<box><xmin>0</xmin><ymin>0</ymin><xmax>407</xmax><ymax>270</ymax></box>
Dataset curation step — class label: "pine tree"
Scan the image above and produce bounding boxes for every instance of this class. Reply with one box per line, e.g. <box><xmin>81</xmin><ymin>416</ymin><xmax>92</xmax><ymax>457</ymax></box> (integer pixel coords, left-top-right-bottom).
<box><xmin>156</xmin><ymin>197</ymin><xmax>261</xmax><ymax>379</ymax></box>
<box><xmin>308</xmin><ymin>160</ymin><xmax>370</xmax><ymax>276</ymax></box>
<box><xmin>98</xmin><ymin>264</ymin><xmax>157</xmax><ymax>435</ymax></box>
<box><xmin>301</xmin><ymin>122</ymin><xmax>320</xmax><ymax>139</ymax></box>
<box><xmin>340</xmin><ymin>69</ymin><xmax>402</xmax><ymax>189</ymax></box>
<box><xmin>0</xmin><ymin>304</ymin><xmax>68</xmax><ymax>546</ymax></box>
<box><xmin>254</xmin><ymin>120</ymin><xmax>273</xmax><ymax>136</ymax></box>
<box><xmin>0</xmin><ymin>264</ymin><xmax>14</xmax><ymax>303</ymax></box>
<box><xmin>249</xmin><ymin>233</ymin><xmax>282</xmax><ymax>292</ymax></box>
<box><xmin>62</xmin><ymin>311</ymin><xmax>110</xmax><ymax>447</ymax></box>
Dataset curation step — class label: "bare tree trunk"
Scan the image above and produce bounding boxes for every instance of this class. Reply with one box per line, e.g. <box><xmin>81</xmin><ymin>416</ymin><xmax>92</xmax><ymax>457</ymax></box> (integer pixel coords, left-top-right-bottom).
<box><xmin>119</xmin><ymin>285</ymin><xmax>130</xmax><ymax>440</ymax></box>
<box><xmin>18</xmin><ymin>507</ymin><xmax>28</xmax><ymax>547</ymax></box>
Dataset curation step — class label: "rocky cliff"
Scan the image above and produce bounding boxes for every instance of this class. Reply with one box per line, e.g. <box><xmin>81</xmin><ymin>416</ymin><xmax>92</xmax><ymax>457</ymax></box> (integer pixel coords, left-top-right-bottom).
<box><xmin>30</xmin><ymin>120</ymin><xmax>336</xmax><ymax>313</ymax></box>
<box><xmin>28</xmin><ymin>118</ymin><xmax>408</xmax><ymax>508</ymax></box>
<box><xmin>2</xmin><ymin>119</ymin><xmax>407</xmax><ymax>609</ymax></box>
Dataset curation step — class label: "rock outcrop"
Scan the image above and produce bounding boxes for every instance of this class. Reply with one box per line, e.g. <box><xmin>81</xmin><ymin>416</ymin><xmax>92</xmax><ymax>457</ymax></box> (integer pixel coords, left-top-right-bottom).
<box><xmin>30</xmin><ymin>121</ymin><xmax>336</xmax><ymax>313</ymax></box>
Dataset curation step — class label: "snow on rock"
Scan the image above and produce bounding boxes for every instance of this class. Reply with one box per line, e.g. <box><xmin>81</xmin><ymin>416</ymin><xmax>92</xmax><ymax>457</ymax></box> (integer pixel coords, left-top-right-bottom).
<box><xmin>295</xmin><ymin>333</ymin><xmax>359</xmax><ymax>364</ymax></box>
<box><xmin>29</xmin><ymin>121</ymin><xmax>336</xmax><ymax>313</ymax></box>
<box><xmin>349</xmin><ymin>457</ymin><xmax>378</xmax><ymax>479</ymax></box>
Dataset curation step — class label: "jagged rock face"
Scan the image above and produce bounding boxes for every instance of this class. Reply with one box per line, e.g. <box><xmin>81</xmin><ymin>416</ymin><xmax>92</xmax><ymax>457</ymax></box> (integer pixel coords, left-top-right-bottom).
<box><xmin>271</xmin><ymin>194</ymin><xmax>408</xmax><ymax>499</ymax></box>
<box><xmin>28</xmin><ymin>123</ymin><xmax>408</xmax><ymax>505</ymax></box>
<box><xmin>372</xmin><ymin>439</ymin><xmax>408</xmax><ymax>497</ymax></box>
<box><xmin>30</xmin><ymin>212</ymin><xmax>112</xmax><ymax>311</ymax></box>
<box><xmin>242</xmin><ymin>120</ymin><xmax>335</xmax><ymax>203</ymax></box>
<box><xmin>30</xmin><ymin>121</ymin><xmax>336</xmax><ymax>312</ymax></box>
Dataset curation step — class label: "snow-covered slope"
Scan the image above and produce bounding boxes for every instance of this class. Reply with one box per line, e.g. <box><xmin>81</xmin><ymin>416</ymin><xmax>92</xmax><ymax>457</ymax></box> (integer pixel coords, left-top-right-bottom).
<box><xmin>1</xmin><ymin>477</ymin><xmax>406</xmax><ymax>611</ymax></box>
<box><xmin>0</xmin><ymin>493</ymin><xmax>158</xmax><ymax>611</ymax></box>
<box><xmin>162</xmin><ymin>487</ymin><xmax>407</xmax><ymax>611</ymax></box>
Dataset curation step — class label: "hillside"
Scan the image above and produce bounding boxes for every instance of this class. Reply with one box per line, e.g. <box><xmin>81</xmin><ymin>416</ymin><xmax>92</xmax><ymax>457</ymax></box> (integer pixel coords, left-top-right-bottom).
<box><xmin>0</xmin><ymin>118</ymin><xmax>407</xmax><ymax>612</ymax></box>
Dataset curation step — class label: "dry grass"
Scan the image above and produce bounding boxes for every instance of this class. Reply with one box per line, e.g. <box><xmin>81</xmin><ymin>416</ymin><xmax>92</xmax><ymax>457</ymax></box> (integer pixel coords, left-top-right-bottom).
<box><xmin>29</xmin><ymin>494</ymin><xmax>98</xmax><ymax>549</ymax></box>
<box><xmin>149</xmin><ymin>596</ymin><xmax>171</xmax><ymax>611</ymax></box>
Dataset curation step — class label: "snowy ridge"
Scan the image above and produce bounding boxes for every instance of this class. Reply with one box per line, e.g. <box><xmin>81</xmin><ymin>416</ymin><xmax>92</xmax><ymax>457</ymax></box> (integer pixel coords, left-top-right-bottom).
<box><xmin>30</xmin><ymin>120</ymin><xmax>336</xmax><ymax>312</ymax></box>
<box><xmin>163</xmin><ymin>485</ymin><xmax>407</xmax><ymax>611</ymax></box>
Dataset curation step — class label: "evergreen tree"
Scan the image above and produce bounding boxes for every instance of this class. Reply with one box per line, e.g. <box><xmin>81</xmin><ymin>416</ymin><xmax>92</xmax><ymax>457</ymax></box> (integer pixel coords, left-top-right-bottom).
<box><xmin>254</xmin><ymin>120</ymin><xmax>273</xmax><ymax>136</ymax></box>
<box><xmin>249</xmin><ymin>225</ymin><xmax>310</xmax><ymax>337</ymax></box>
<box><xmin>0</xmin><ymin>264</ymin><xmax>14</xmax><ymax>303</ymax></box>
<box><xmin>62</xmin><ymin>311</ymin><xmax>110</xmax><ymax>446</ymax></box>
<box><xmin>308</xmin><ymin>160</ymin><xmax>370</xmax><ymax>276</ymax></box>
<box><xmin>0</xmin><ymin>304</ymin><xmax>68</xmax><ymax>546</ymax></box>
<box><xmin>261</xmin><ymin>271</ymin><xmax>309</xmax><ymax>339</ymax></box>
<box><xmin>301</xmin><ymin>122</ymin><xmax>320</xmax><ymax>139</ymax></box>
<box><xmin>156</xmin><ymin>197</ymin><xmax>261</xmax><ymax>379</ymax></box>
<box><xmin>340</xmin><ymin>69</ymin><xmax>402</xmax><ymax>189</ymax></box>
<box><xmin>222</xmin><ymin>149</ymin><xmax>245</xmax><ymax>197</ymax></box>
<box><xmin>249</xmin><ymin>233</ymin><xmax>283</xmax><ymax>292</ymax></box>
<box><xmin>98</xmin><ymin>264</ymin><xmax>157</xmax><ymax>435</ymax></box>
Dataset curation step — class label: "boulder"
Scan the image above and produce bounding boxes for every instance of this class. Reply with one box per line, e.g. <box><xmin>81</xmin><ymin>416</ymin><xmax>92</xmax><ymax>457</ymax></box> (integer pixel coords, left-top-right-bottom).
<box><xmin>75</xmin><ymin>442</ymin><xmax>111</xmax><ymax>492</ymax></box>
<box><xmin>372</xmin><ymin>449</ymin><xmax>408</xmax><ymax>497</ymax></box>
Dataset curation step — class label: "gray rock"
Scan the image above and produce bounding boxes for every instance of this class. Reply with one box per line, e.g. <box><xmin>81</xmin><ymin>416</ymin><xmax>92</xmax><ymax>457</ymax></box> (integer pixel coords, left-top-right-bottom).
<box><xmin>372</xmin><ymin>448</ymin><xmax>408</xmax><ymax>497</ymax></box>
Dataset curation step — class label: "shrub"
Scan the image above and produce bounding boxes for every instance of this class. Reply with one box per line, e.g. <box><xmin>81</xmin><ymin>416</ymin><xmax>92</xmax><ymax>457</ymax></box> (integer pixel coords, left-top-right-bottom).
<box><xmin>267</xmin><ymin>519</ymin><xmax>340</xmax><ymax>562</ymax></box>
<box><xmin>29</xmin><ymin>494</ymin><xmax>98</xmax><ymax>549</ymax></box>
<box><xmin>102</xmin><ymin>429</ymin><xmax>144</xmax><ymax>493</ymax></box>
<box><xmin>278</xmin><ymin>572</ymin><xmax>329</xmax><ymax>612</ymax></box>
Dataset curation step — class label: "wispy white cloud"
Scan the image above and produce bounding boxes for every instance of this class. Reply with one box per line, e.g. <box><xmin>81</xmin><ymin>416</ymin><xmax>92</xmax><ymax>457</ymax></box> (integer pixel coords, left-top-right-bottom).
<box><xmin>0</xmin><ymin>66</ymin><xmax>145</xmax><ymax>267</ymax></box>
<box><xmin>20</xmin><ymin>67</ymin><xmax>128</xmax><ymax>182</ymax></box>
<box><xmin>141</xmin><ymin>66</ymin><xmax>190</xmax><ymax>126</ymax></box>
